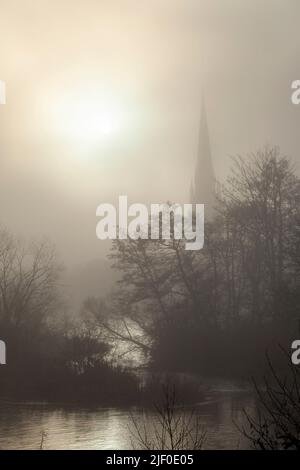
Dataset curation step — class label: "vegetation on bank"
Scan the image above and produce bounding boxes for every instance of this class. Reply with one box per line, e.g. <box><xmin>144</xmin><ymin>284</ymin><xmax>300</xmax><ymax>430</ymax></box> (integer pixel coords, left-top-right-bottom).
<box><xmin>84</xmin><ymin>146</ymin><xmax>300</xmax><ymax>379</ymax></box>
<box><xmin>239</xmin><ymin>349</ymin><xmax>300</xmax><ymax>449</ymax></box>
<box><xmin>1</xmin><ymin>146</ymin><xmax>300</xmax><ymax>404</ymax></box>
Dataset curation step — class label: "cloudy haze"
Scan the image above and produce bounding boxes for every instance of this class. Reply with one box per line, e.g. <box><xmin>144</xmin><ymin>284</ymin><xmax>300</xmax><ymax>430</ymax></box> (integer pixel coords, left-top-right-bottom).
<box><xmin>0</xmin><ymin>0</ymin><xmax>300</xmax><ymax>265</ymax></box>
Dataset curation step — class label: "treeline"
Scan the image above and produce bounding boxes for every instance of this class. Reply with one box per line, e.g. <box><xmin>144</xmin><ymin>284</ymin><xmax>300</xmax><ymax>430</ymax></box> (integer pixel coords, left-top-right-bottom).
<box><xmin>0</xmin><ymin>232</ymin><xmax>140</xmax><ymax>404</ymax></box>
<box><xmin>1</xmin><ymin>146</ymin><xmax>299</xmax><ymax>404</ymax></box>
<box><xmin>0</xmin><ymin>230</ymin><xmax>201</xmax><ymax>404</ymax></box>
<box><xmin>84</xmin><ymin>147</ymin><xmax>300</xmax><ymax>378</ymax></box>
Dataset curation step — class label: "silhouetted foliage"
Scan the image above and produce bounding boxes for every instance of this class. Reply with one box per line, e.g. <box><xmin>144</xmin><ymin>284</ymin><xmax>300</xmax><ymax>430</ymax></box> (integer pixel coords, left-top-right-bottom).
<box><xmin>0</xmin><ymin>230</ymin><xmax>140</xmax><ymax>404</ymax></box>
<box><xmin>2</xmin><ymin>146</ymin><xmax>300</xmax><ymax>405</ymax></box>
<box><xmin>84</xmin><ymin>147</ymin><xmax>300</xmax><ymax>377</ymax></box>
<box><xmin>129</xmin><ymin>384</ymin><xmax>206</xmax><ymax>450</ymax></box>
<box><xmin>240</xmin><ymin>350</ymin><xmax>300</xmax><ymax>449</ymax></box>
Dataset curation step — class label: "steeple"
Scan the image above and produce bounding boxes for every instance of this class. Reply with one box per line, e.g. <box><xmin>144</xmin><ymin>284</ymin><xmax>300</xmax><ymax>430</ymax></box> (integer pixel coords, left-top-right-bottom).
<box><xmin>190</xmin><ymin>96</ymin><xmax>216</xmax><ymax>217</ymax></box>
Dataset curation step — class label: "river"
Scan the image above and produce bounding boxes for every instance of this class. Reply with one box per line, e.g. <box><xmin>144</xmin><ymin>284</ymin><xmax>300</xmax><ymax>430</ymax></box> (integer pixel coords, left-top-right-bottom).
<box><xmin>0</xmin><ymin>380</ymin><xmax>255</xmax><ymax>450</ymax></box>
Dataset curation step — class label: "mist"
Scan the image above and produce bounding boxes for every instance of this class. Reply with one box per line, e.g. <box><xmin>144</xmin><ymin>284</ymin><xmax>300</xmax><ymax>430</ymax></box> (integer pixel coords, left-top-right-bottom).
<box><xmin>1</xmin><ymin>0</ymin><xmax>300</xmax><ymax>451</ymax></box>
<box><xmin>0</xmin><ymin>0</ymin><xmax>299</xmax><ymax>266</ymax></box>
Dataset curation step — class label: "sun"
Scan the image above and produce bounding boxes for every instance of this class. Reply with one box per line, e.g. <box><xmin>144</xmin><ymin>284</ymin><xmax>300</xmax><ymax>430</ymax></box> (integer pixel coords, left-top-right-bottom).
<box><xmin>47</xmin><ymin>87</ymin><xmax>122</xmax><ymax>145</ymax></box>
<box><xmin>67</xmin><ymin>104</ymin><xmax>115</xmax><ymax>140</ymax></box>
<box><xmin>58</xmin><ymin>96</ymin><xmax>118</xmax><ymax>142</ymax></box>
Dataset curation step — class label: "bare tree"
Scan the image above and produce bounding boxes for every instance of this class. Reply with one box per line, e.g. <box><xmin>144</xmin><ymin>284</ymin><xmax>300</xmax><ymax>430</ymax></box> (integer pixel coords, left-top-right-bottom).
<box><xmin>129</xmin><ymin>384</ymin><xmax>206</xmax><ymax>450</ymax></box>
<box><xmin>82</xmin><ymin>234</ymin><xmax>213</xmax><ymax>361</ymax></box>
<box><xmin>82</xmin><ymin>147</ymin><xmax>300</xmax><ymax>371</ymax></box>
<box><xmin>219</xmin><ymin>146</ymin><xmax>300</xmax><ymax>323</ymax></box>
<box><xmin>239</xmin><ymin>351</ymin><xmax>300</xmax><ymax>449</ymax></box>
<box><xmin>0</xmin><ymin>228</ymin><xmax>62</xmax><ymax>331</ymax></box>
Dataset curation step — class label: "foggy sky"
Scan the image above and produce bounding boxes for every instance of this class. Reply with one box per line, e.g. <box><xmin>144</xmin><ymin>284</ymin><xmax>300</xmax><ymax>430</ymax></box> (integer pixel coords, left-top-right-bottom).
<box><xmin>1</xmin><ymin>0</ymin><xmax>300</xmax><ymax>266</ymax></box>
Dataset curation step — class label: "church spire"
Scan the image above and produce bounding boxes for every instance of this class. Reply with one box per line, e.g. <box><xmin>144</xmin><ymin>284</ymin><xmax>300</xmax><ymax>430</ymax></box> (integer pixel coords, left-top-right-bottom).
<box><xmin>190</xmin><ymin>96</ymin><xmax>216</xmax><ymax>217</ymax></box>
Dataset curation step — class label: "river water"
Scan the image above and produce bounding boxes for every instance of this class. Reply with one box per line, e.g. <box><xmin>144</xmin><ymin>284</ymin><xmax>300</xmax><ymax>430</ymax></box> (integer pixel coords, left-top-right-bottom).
<box><xmin>0</xmin><ymin>380</ymin><xmax>255</xmax><ymax>450</ymax></box>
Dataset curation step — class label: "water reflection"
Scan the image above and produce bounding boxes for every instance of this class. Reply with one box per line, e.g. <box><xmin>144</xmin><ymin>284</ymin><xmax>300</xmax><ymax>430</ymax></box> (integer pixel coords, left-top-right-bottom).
<box><xmin>0</xmin><ymin>383</ymin><xmax>254</xmax><ymax>450</ymax></box>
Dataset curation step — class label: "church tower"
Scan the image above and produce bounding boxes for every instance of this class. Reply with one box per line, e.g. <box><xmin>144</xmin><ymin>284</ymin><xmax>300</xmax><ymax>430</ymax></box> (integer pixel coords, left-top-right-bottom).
<box><xmin>190</xmin><ymin>97</ymin><xmax>216</xmax><ymax>218</ymax></box>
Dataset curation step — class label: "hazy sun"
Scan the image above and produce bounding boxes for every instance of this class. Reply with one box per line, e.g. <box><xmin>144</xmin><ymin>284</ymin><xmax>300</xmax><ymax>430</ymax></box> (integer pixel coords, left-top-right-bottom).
<box><xmin>44</xmin><ymin>86</ymin><xmax>122</xmax><ymax>146</ymax></box>
<box><xmin>59</xmin><ymin>96</ymin><xmax>118</xmax><ymax>141</ymax></box>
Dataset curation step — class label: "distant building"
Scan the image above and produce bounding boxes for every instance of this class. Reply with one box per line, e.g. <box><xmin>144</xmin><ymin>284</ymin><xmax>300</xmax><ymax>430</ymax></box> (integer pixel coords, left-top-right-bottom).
<box><xmin>190</xmin><ymin>97</ymin><xmax>216</xmax><ymax>218</ymax></box>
